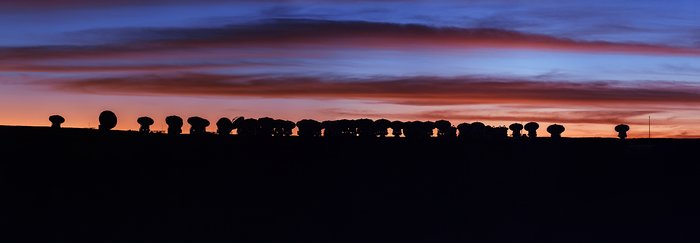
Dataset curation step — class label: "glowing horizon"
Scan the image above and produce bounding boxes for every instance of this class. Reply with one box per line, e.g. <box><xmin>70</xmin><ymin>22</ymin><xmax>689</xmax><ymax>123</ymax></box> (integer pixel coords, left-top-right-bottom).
<box><xmin>1</xmin><ymin>0</ymin><xmax>699</xmax><ymax>138</ymax></box>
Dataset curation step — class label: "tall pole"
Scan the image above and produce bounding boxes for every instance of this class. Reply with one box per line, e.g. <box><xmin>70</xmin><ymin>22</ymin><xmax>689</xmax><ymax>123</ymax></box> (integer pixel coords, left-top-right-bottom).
<box><xmin>648</xmin><ymin>116</ymin><xmax>651</xmax><ymax>139</ymax></box>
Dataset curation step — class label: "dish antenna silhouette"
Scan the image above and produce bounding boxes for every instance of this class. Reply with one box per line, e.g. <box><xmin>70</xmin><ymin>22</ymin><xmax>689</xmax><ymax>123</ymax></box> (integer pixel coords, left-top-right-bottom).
<box><xmin>165</xmin><ymin>116</ymin><xmax>184</xmax><ymax>135</ymax></box>
<box><xmin>615</xmin><ymin>124</ymin><xmax>629</xmax><ymax>140</ymax></box>
<box><xmin>137</xmin><ymin>117</ymin><xmax>154</xmax><ymax>134</ymax></box>
<box><xmin>98</xmin><ymin>110</ymin><xmax>117</xmax><ymax>131</ymax></box>
<box><xmin>49</xmin><ymin>115</ymin><xmax>65</xmax><ymax>128</ymax></box>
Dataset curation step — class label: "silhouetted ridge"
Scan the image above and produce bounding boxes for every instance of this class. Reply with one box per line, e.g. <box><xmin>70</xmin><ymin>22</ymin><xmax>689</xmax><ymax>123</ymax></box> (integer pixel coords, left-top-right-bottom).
<box><xmin>2</xmin><ymin>117</ymin><xmax>697</xmax><ymax>243</ymax></box>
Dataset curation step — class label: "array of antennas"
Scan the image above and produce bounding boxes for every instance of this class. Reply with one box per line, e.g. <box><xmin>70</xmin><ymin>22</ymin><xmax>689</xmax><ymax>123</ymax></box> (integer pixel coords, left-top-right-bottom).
<box><xmin>47</xmin><ymin>111</ymin><xmax>631</xmax><ymax>139</ymax></box>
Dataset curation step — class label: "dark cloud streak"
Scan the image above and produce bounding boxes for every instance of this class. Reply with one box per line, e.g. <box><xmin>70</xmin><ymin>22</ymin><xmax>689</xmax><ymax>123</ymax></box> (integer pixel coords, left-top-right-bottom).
<box><xmin>0</xmin><ymin>62</ymin><xmax>277</xmax><ymax>73</ymax></box>
<box><xmin>48</xmin><ymin>73</ymin><xmax>700</xmax><ymax>106</ymax></box>
<box><xmin>3</xmin><ymin>19</ymin><xmax>698</xmax><ymax>62</ymax></box>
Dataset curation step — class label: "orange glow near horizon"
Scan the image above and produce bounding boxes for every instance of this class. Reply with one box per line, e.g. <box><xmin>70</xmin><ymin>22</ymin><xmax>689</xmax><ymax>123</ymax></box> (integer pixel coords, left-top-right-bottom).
<box><xmin>1</xmin><ymin>104</ymin><xmax>696</xmax><ymax>138</ymax></box>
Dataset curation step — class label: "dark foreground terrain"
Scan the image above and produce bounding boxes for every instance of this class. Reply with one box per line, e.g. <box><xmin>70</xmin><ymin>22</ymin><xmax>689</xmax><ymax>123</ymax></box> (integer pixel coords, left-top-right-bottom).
<box><xmin>1</xmin><ymin>126</ymin><xmax>700</xmax><ymax>242</ymax></box>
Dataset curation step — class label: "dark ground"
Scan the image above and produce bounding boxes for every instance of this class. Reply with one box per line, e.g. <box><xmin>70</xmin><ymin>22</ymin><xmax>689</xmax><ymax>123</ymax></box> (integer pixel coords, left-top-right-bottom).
<box><xmin>1</xmin><ymin>125</ymin><xmax>700</xmax><ymax>242</ymax></box>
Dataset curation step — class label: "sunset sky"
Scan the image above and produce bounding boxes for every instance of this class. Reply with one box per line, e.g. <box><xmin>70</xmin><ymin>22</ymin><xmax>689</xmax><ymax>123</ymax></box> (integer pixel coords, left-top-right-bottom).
<box><xmin>1</xmin><ymin>0</ymin><xmax>699</xmax><ymax>137</ymax></box>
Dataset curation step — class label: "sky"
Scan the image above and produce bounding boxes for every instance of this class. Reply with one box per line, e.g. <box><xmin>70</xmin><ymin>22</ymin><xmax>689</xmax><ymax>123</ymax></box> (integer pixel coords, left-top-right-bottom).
<box><xmin>0</xmin><ymin>0</ymin><xmax>699</xmax><ymax>137</ymax></box>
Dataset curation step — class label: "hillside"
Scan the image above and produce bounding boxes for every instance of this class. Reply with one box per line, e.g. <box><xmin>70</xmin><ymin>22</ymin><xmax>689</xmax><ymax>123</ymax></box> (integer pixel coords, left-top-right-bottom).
<box><xmin>1</xmin><ymin>125</ymin><xmax>699</xmax><ymax>242</ymax></box>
